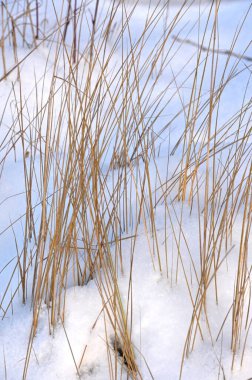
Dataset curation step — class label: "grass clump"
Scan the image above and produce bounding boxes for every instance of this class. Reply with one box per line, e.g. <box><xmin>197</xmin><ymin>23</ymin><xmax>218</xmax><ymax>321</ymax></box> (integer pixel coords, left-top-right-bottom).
<box><xmin>0</xmin><ymin>0</ymin><xmax>252</xmax><ymax>379</ymax></box>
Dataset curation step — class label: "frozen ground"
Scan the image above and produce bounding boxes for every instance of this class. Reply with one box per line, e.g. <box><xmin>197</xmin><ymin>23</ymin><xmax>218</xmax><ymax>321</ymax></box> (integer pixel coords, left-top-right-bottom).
<box><xmin>0</xmin><ymin>1</ymin><xmax>252</xmax><ymax>379</ymax></box>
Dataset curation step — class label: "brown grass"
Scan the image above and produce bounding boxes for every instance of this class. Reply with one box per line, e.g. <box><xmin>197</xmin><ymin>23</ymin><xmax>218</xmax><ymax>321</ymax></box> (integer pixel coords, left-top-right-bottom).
<box><xmin>0</xmin><ymin>0</ymin><xmax>252</xmax><ymax>379</ymax></box>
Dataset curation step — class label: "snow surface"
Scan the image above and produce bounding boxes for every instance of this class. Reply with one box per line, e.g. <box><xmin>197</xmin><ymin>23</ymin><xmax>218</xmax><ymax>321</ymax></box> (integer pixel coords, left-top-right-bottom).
<box><xmin>0</xmin><ymin>1</ymin><xmax>252</xmax><ymax>379</ymax></box>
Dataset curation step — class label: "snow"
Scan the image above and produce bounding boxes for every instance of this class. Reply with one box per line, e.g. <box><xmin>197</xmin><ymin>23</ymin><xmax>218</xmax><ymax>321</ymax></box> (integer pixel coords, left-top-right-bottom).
<box><xmin>1</xmin><ymin>0</ymin><xmax>252</xmax><ymax>379</ymax></box>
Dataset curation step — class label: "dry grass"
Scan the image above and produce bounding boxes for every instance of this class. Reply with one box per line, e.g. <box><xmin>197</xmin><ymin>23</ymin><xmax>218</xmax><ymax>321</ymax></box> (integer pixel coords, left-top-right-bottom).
<box><xmin>0</xmin><ymin>0</ymin><xmax>252</xmax><ymax>379</ymax></box>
